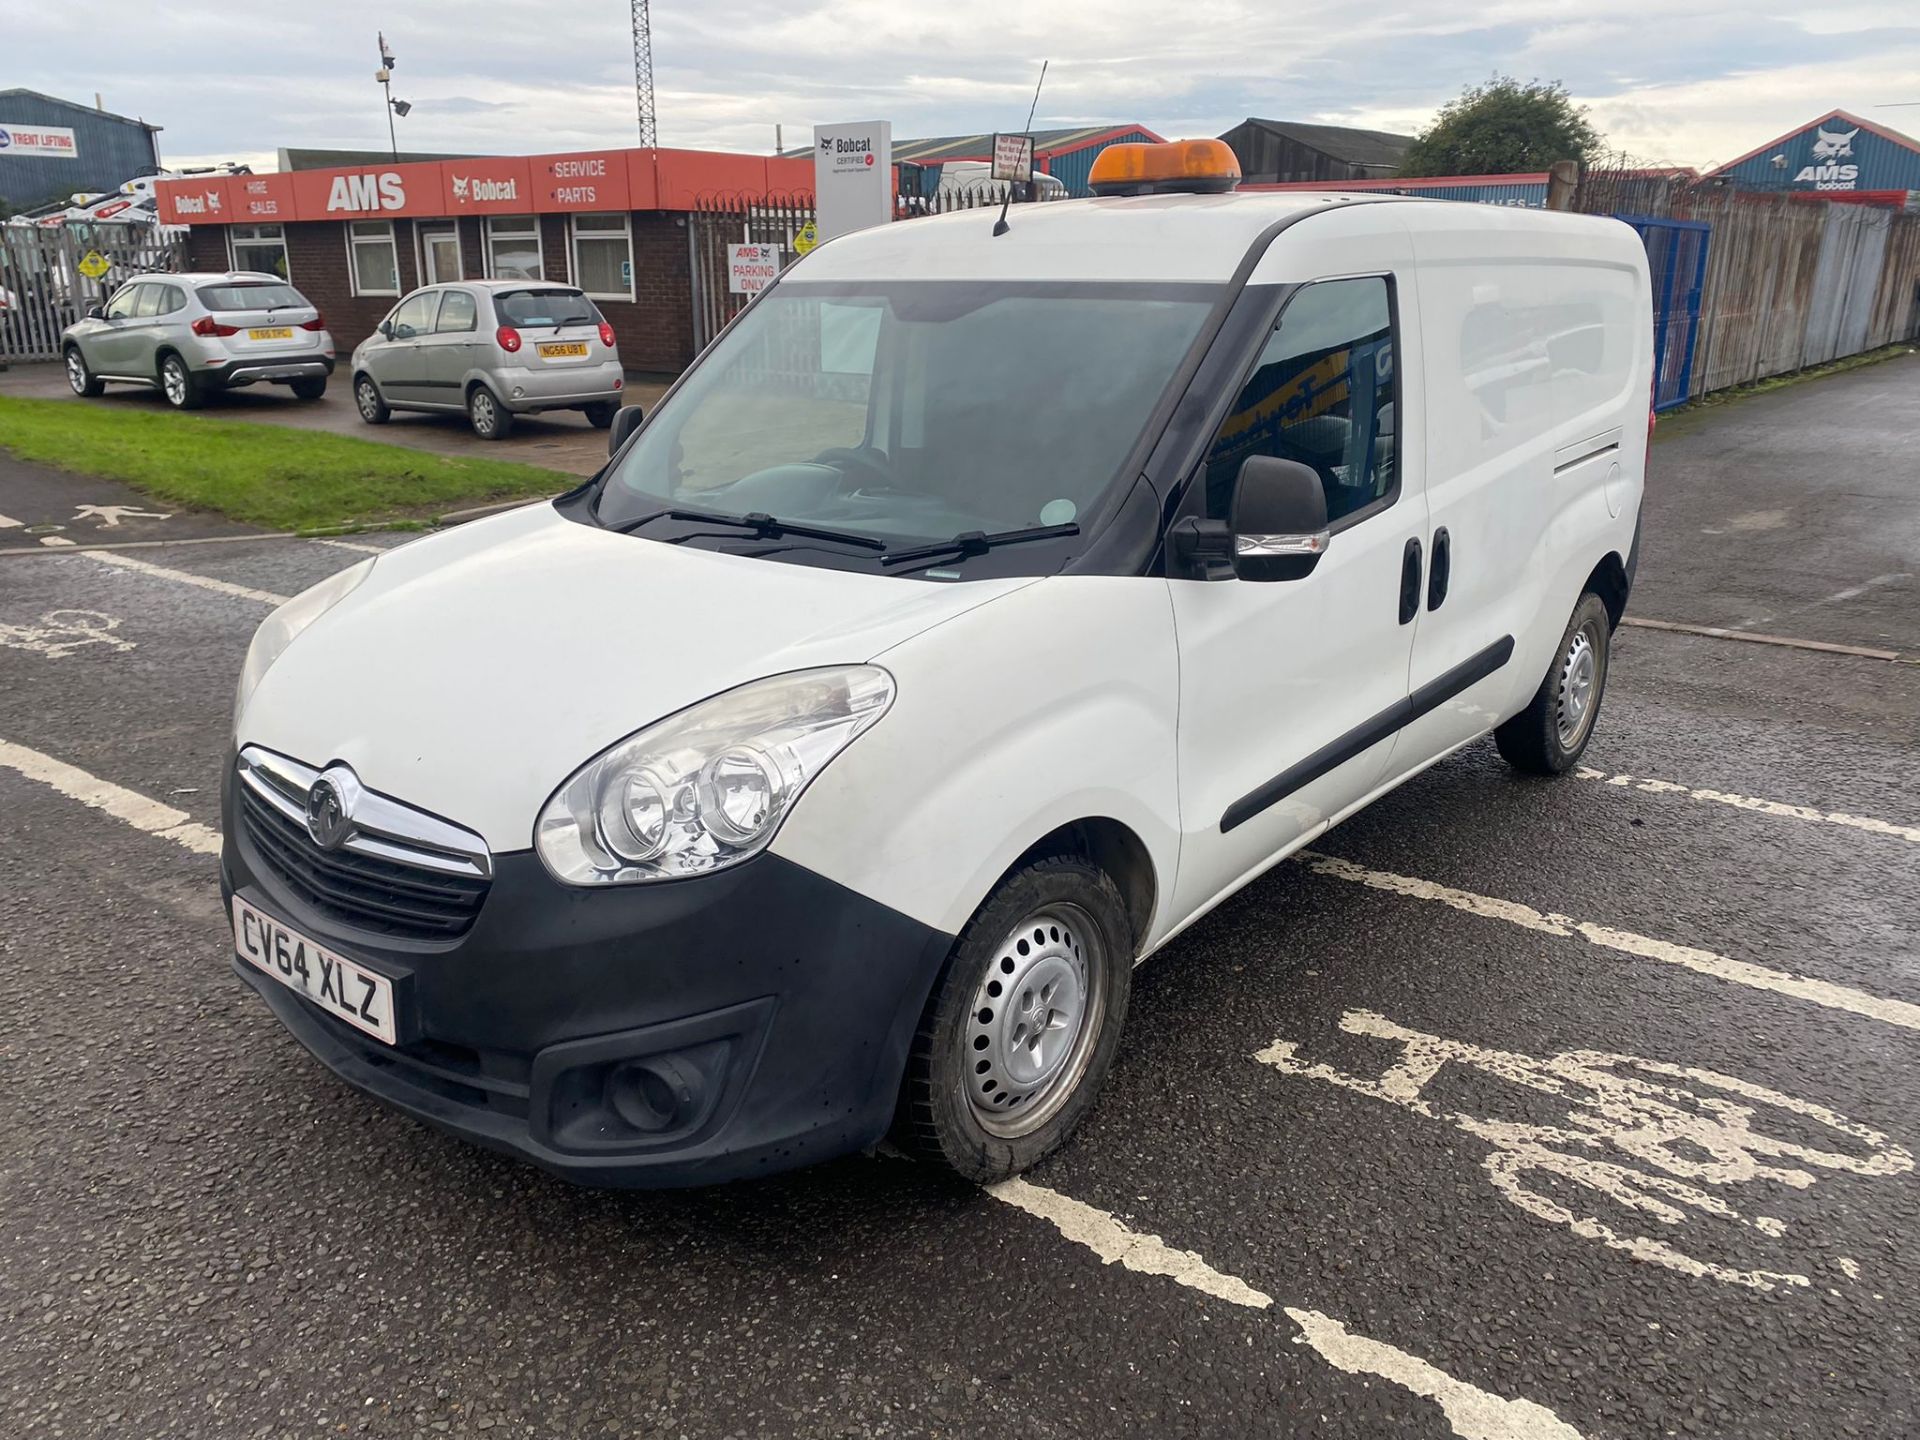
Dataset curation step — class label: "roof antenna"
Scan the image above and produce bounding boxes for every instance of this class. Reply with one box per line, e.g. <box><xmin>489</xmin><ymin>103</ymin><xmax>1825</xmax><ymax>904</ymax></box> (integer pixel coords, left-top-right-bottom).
<box><xmin>993</xmin><ymin>60</ymin><xmax>1048</xmax><ymax>237</ymax></box>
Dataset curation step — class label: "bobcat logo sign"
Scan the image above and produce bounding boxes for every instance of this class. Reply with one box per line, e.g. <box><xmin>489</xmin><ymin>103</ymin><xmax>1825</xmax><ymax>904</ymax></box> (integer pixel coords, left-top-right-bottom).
<box><xmin>451</xmin><ymin>175</ymin><xmax>470</xmax><ymax>200</ymax></box>
<box><xmin>1795</xmin><ymin>123</ymin><xmax>1860</xmax><ymax>190</ymax></box>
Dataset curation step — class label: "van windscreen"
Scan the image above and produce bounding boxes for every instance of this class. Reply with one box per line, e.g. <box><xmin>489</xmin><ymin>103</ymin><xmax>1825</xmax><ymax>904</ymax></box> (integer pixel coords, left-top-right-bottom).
<box><xmin>595</xmin><ymin>279</ymin><xmax>1218</xmax><ymax>551</ymax></box>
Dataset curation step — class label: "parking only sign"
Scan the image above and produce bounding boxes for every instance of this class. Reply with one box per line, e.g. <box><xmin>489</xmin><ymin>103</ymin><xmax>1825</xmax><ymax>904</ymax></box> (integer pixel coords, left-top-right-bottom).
<box><xmin>727</xmin><ymin>243</ymin><xmax>781</xmax><ymax>295</ymax></box>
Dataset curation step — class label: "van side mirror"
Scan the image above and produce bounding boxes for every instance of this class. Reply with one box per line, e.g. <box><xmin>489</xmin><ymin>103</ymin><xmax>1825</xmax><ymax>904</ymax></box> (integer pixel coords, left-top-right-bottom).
<box><xmin>607</xmin><ymin>404</ymin><xmax>645</xmax><ymax>456</ymax></box>
<box><xmin>1229</xmin><ymin>456</ymin><xmax>1329</xmax><ymax>582</ymax></box>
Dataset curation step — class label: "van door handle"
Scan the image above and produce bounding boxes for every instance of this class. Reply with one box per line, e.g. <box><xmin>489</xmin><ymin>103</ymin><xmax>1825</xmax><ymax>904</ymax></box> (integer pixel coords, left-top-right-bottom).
<box><xmin>1399</xmin><ymin>537</ymin><xmax>1422</xmax><ymax>625</ymax></box>
<box><xmin>1427</xmin><ymin>528</ymin><xmax>1451</xmax><ymax>611</ymax></box>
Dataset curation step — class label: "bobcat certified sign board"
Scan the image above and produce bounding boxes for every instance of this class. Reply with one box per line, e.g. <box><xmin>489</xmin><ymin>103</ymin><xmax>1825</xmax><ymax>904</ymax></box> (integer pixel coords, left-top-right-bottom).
<box><xmin>726</xmin><ymin>243</ymin><xmax>781</xmax><ymax>294</ymax></box>
<box><xmin>442</xmin><ymin>156</ymin><xmax>534</xmax><ymax>214</ymax></box>
<box><xmin>814</xmin><ymin>121</ymin><xmax>892</xmax><ymax>241</ymax></box>
<box><xmin>0</xmin><ymin>123</ymin><xmax>78</xmax><ymax>158</ymax></box>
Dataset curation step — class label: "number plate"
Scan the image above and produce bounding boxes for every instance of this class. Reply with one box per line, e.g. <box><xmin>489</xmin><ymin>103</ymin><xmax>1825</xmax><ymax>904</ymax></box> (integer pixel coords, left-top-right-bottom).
<box><xmin>247</xmin><ymin>327</ymin><xmax>294</xmax><ymax>340</ymax></box>
<box><xmin>536</xmin><ymin>341</ymin><xmax>589</xmax><ymax>358</ymax></box>
<box><xmin>232</xmin><ymin>896</ymin><xmax>397</xmax><ymax>1045</ymax></box>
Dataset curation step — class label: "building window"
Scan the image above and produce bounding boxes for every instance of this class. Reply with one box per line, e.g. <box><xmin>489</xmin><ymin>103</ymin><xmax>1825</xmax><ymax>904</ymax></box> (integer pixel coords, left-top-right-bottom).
<box><xmin>229</xmin><ymin>224</ymin><xmax>289</xmax><ymax>279</ymax></box>
<box><xmin>485</xmin><ymin>216</ymin><xmax>543</xmax><ymax>280</ymax></box>
<box><xmin>347</xmin><ymin>220</ymin><xmax>400</xmax><ymax>296</ymax></box>
<box><xmin>570</xmin><ymin>213</ymin><xmax>632</xmax><ymax>300</ymax></box>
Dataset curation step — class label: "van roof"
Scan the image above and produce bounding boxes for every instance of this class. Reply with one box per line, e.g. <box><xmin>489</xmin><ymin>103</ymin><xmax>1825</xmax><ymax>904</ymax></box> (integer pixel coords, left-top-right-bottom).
<box><xmin>792</xmin><ymin>190</ymin><xmax>1628</xmax><ymax>285</ymax></box>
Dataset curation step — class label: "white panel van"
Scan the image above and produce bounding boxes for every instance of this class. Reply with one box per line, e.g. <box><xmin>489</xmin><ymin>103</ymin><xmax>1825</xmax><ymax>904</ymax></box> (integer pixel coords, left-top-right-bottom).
<box><xmin>224</xmin><ymin>141</ymin><xmax>1650</xmax><ymax>1188</ymax></box>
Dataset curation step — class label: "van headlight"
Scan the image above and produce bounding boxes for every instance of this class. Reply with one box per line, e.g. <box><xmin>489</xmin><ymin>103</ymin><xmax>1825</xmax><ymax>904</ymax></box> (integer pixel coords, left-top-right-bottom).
<box><xmin>233</xmin><ymin>558</ymin><xmax>375</xmax><ymax>730</ymax></box>
<box><xmin>536</xmin><ymin>666</ymin><xmax>895</xmax><ymax>886</ymax></box>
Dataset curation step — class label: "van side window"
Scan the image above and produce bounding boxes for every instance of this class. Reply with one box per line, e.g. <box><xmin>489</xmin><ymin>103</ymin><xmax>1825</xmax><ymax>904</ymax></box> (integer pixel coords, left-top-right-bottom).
<box><xmin>435</xmin><ymin>290</ymin><xmax>478</xmax><ymax>333</ymax></box>
<box><xmin>1204</xmin><ymin>276</ymin><xmax>1397</xmax><ymax>527</ymax></box>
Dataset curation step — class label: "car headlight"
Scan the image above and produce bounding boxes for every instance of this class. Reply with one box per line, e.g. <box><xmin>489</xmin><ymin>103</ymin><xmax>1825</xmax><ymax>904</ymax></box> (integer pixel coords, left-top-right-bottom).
<box><xmin>536</xmin><ymin>665</ymin><xmax>895</xmax><ymax>886</ymax></box>
<box><xmin>233</xmin><ymin>557</ymin><xmax>375</xmax><ymax>731</ymax></box>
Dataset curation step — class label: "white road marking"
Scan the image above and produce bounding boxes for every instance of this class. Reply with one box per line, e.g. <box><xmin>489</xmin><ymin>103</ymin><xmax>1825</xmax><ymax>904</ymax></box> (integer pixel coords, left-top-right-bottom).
<box><xmin>988</xmin><ymin>1178</ymin><xmax>1582</xmax><ymax>1439</ymax></box>
<box><xmin>1620</xmin><ymin>617</ymin><xmax>1901</xmax><ymax>662</ymax></box>
<box><xmin>312</xmin><ymin>538</ymin><xmax>389</xmax><ymax>555</ymax></box>
<box><xmin>39</xmin><ymin>535</ymin><xmax>76</xmax><ymax>547</ymax></box>
<box><xmin>87</xmin><ymin>550</ymin><xmax>290</xmax><ymax>606</ymax></box>
<box><xmin>0</xmin><ymin>609</ymin><xmax>135</xmax><ymax>659</ymax></box>
<box><xmin>1257</xmin><ymin>1010</ymin><xmax>1912</xmax><ymax>1293</ymax></box>
<box><xmin>1294</xmin><ymin>851</ymin><xmax>1920</xmax><ymax>1033</ymax></box>
<box><xmin>1574</xmin><ymin>766</ymin><xmax>1920</xmax><ymax>844</ymax></box>
<box><xmin>73</xmin><ymin>503</ymin><xmax>174</xmax><ymax>527</ymax></box>
<box><xmin>0</xmin><ymin>738</ymin><xmax>220</xmax><ymax>855</ymax></box>
<box><xmin>0</xmin><ymin>513</ymin><xmax>22</xmax><ymax>529</ymax></box>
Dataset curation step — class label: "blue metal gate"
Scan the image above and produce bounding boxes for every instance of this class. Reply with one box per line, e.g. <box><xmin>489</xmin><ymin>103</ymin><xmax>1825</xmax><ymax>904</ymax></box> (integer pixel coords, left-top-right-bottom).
<box><xmin>1619</xmin><ymin>216</ymin><xmax>1710</xmax><ymax>410</ymax></box>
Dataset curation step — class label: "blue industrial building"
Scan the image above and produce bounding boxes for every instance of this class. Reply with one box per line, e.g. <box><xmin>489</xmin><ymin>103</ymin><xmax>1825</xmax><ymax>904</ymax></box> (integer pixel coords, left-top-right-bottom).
<box><xmin>1707</xmin><ymin>109</ymin><xmax>1920</xmax><ymax>199</ymax></box>
<box><xmin>0</xmin><ymin>88</ymin><xmax>163</xmax><ymax>211</ymax></box>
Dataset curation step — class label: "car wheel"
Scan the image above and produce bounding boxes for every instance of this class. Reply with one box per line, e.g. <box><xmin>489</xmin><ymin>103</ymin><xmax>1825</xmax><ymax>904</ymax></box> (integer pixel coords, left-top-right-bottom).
<box><xmin>893</xmin><ymin>854</ymin><xmax>1133</xmax><ymax>1183</ymax></box>
<box><xmin>1496</xmin><ymin>591</ymin><xmax>1613</xmax><ymax>775</ymax></box>
<box><xmin>353</xmin><ymin>375</ymin><xmax>390</xmax><ymax>424</ymax></box>
<box><xmin>289</xmin><ymin>377</ymin><xmax>328</xmax><ymax>401</ymax></box>
<box><xmin>64</xmin><ymin>345</ymin><xmax>105</xmax><ymax>397</ymax></box>
<box><xmin>158</xmin><ymin>353</ymin><xmax>202</xmax><ymax>410</ymax></box>
<box><xmin>468</xmin><ymin>384</ymin><xmax>513</xmax><ymax>440</ymax></box>
<box><xmin>583</xmin><ymin>400</ymin><xmax>620</xmax><ymax>429</ymax></box>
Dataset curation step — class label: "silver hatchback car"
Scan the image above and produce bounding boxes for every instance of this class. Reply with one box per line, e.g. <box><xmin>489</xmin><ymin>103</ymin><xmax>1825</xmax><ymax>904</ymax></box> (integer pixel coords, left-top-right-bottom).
<box><xmin>350</xmin><ymin>280</ymin><xmax>625</xmax><ymax>440</ymax></box>
<box><xmin>61</xmin><ymin>271</ymin><xmax>336</xmax><ymax>409</ymax></box>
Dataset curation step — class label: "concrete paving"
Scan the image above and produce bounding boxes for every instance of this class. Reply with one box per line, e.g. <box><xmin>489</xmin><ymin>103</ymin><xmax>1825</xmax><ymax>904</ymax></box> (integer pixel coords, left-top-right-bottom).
<box><xmin>0</xmin><ymin>359</ymin><xmax>1917</xmax><ymax>1440</ymax></box>
<box><xmin>0</xmin><ymin>360</ymin><xmax>672</xmax><ymax>479</ymax></box>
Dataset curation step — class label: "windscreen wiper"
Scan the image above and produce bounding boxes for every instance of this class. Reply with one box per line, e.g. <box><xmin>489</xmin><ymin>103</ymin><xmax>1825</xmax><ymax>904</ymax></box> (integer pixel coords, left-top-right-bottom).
<box><xmin>612</xmin><ymin>506</ymin><xmax>885</xmax><ymax>551</ymax></box>
<box><xmin>880</xmin><ymin>523</ymin><xmax>1079</xmax><ymax>567</ymax></box>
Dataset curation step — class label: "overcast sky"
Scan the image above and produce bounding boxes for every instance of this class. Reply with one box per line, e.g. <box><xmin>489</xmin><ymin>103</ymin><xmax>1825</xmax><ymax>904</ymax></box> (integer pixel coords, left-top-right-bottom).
<box><xmin>13</xmin><ymin>0</ymin><xmax>1920</xmax><ymax>173</ymax></box>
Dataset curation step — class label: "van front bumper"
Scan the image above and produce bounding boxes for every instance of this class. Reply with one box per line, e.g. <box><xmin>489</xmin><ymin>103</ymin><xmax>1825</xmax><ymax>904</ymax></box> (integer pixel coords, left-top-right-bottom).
<box><xmin>221</xmin><ymin>777</ymin><xmax>952</xmax><ymax>1188</ymax></box>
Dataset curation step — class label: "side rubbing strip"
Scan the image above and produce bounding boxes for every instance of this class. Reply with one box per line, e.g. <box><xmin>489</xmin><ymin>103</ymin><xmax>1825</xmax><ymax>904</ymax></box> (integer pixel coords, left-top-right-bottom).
<box><xmin>1219</xmin><ymin>635</ymin><xmax>1515</xmax><ymax>833</ymax></box>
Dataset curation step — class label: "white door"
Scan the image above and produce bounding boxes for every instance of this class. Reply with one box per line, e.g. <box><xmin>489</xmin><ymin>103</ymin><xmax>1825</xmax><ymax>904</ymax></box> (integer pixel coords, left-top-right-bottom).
<box><xmin>1167</xmin><ymin>219</ymin><xmax>1428</xmax><ymax>927</ymax></box>
<box><xmin>421</xmin><ymin>227</ymin><xmax>462</xmax><ymax>286</ymax></box>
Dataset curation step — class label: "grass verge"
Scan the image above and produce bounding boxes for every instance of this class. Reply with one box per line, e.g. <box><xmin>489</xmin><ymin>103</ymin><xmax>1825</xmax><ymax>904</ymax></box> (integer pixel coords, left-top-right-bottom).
<box><xmin>0</xmin><ymin>395</ymin><xmax>572</xmax><ymax>531</ymax></box>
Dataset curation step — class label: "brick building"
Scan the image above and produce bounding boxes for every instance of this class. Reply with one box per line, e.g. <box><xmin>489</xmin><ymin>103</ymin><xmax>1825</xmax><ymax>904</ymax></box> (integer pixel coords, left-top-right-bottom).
<box><xmin>157</xmin><ymin>147</ymin><xmax>813</xmax><ymax>375</ymax></box>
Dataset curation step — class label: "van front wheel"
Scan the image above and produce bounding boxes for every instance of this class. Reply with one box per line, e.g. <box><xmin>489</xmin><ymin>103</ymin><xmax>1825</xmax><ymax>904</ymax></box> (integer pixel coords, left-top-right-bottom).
<box><xmin>894</xmin><ymin>855</ymin><xmax>1132</xmax><ymax>1182</ymax></box>
<box><xmin>1496</xmin><ymin>591</ymin><xmax>1613</xmax><ymax>774</ymax></box>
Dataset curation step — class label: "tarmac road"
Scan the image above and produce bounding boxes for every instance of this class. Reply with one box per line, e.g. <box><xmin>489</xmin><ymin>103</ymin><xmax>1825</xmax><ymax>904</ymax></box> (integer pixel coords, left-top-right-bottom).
<box><xmin>0</xmin><ymin>358</ymin><xmax>1916</xmax><ymax>1439</ymax></box>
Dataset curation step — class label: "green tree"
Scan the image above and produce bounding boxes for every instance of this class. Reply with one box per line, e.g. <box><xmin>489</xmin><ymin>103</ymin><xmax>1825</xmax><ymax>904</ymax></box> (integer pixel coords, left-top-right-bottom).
<box><xmin>1399</xmin><ymin>76</ymin><xmax>1602</xmax><ymax>177</ymax></box>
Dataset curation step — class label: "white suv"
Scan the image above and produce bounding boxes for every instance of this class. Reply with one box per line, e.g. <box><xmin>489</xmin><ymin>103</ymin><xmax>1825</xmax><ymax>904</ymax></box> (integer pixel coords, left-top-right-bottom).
<box><xmin>61</xmin><ymin>271</ymin><xmax>336</xmax><ymax>409</ymax></box>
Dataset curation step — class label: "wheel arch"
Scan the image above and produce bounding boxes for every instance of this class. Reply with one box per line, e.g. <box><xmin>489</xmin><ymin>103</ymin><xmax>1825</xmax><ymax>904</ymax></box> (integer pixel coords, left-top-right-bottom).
<box><xmin>992</xmin><ymin>816</ymin><xmax>1157</xmax><ymax>957</ymax></box>
<box><xmin>1585</xmin><ymin>550</ymin><xmax>1631</xmax><ymax>630</ymax></box>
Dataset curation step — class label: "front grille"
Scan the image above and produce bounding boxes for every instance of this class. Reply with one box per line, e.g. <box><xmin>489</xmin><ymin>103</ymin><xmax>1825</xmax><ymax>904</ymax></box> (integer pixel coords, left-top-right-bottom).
<box><xmin>236</xmin><ymin>749</ymin><xmax>492</xmax><ymax>942</ymax></box>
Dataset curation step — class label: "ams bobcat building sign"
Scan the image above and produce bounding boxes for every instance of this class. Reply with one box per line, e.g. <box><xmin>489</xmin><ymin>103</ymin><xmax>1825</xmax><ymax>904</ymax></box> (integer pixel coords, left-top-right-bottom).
<box><xmin>1709</xmin><ymin>109</ymin><xmax>1920</xmax><ymax>198</ymax></box>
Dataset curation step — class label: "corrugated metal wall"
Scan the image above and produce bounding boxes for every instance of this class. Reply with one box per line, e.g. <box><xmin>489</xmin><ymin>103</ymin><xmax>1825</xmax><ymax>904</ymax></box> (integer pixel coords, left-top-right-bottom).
<box><xmin>1044</xmin><ymin>131</ymin><xmax>1160</xmax><ymax>198</ymax></box>
<box><xmin>0</xmin><ymin>93</ymin><xmax>161</xmax><ymax>208</ymax></box>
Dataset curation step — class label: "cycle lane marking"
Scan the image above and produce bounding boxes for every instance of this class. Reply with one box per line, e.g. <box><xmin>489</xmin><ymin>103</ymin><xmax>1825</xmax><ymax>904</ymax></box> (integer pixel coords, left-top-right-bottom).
<box><xmin>1574</xmin><ymin>766</ymin><xmax>1920</xmax><ymax>844</ymax></box>
<box><xmin>1293</xmin><ymin>851</ymin><xmax>1920</xmax><ymax>1033</ymax></box>
<box><xmin>1256</xmin><ymin>1010</ymin><xmax>1911</xmax><ymax>1293</ymax></box>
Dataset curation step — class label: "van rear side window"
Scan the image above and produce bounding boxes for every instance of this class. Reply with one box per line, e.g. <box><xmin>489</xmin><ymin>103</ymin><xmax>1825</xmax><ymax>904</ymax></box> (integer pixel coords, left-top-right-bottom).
<box><xmin>1204</xmin><ymin>277</ymin><xmax>1397</xmax><ymax>527</ymax></box>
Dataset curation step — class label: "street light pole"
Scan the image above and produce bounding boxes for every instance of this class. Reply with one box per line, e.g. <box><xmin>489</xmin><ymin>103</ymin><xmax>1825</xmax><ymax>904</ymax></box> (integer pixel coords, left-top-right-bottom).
<box><xmin>375</xmin><ymin>32</ymin><xmax>402</xmax><ymax>162</ymax></box>
<box><xmin>381</xmin><ymin>72</ymin><xmax>398</xmax><ymax>161</ymax></box>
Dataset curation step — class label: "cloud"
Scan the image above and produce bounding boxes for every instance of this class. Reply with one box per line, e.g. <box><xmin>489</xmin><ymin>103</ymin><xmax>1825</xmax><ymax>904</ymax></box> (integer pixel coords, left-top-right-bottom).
<box><xmin>11</xmin><ymin>0</ymin><xmax>1920</xmax><ymax>171</ymax></box>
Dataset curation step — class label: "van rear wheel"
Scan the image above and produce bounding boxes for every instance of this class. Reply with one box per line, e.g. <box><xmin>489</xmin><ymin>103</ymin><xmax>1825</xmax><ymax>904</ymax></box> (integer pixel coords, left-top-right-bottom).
<box><xmin>1496</xmin><ymin>591</ymin><xmax>1613</xmax><ymax>774</ymax></box>
<box><xmin>893</xmin><ymin>855</ymin><xmax>1132</xmax><ymax>1183</ymax></box>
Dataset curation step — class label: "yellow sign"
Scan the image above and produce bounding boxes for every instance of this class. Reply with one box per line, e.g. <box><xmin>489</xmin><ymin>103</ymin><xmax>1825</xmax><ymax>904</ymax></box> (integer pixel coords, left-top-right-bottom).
<box><xmin>792</xmin><ymin>222</ymin><xmax>819</xmax><ymax>257</ymax></box>
<box><xmin>76</xmin><ymin>250</ymin><xmax>112</xmax><ymax>279</ymax></box>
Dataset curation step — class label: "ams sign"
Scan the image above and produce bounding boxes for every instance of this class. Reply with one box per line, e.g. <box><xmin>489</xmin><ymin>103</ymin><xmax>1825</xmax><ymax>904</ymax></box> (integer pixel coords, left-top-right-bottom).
<box><xmin>326</xmin><ymin>172</ymin><xmax>408</xmax><ymax>212</ymax></box>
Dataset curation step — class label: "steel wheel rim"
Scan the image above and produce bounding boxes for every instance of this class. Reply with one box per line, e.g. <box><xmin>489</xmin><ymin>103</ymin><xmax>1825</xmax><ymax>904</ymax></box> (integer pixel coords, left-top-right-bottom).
<box><xmin>472</xmin><ymin>392</ymin><xmax>495</xmax><ymax>432</ymax></box>
<box><xmin>162</xmin><ymin>360</ymin><xmax>187</xmax><ymax>405</ymax></box>
<box><xmin>965</xmin><ymin>902</ymin><xmax>1106</xmax><ymax>1139</ymax></box>
<box><xmin>1555</xmin><ymin>622</ymin><xmax>1603</xmax><ymax>747</ymax></box>
<box><xmin>65</xmin><ymin>351</ymin><xmax>86</xmax><ymax>392</ymax></box>
<box><xmin>356</xmin><ymin>380</ymin><xmax>379</xmax><ymax>419</ymax></box>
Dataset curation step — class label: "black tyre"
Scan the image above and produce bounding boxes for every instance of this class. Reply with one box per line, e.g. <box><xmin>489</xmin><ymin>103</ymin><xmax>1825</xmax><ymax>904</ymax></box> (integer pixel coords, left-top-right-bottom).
<box><xmin>353</xmin><ymin>374</ymin><xmax>390</xmax><ymax>424</ymax></box>
<box><xmin>468</xmin><ymin>384</ymin><xmax>514</xmax><ymax>440</ymax></box>
<box><xmin>894</xmin><ymin>855</ymin><xmax>1133</xmax><ymax>1182</ymax></box>
<box><xmin>1496</xmin><ymin>591</ymin><xmax>1613</xmax><ymax>775</ymax></box>
<box><xmin>63</xmin><ymin>345</ymin><xmax>105</xmax><ymax>397</ymax></box>
<box><xmin>158</xmin><ymin>352</ymin><xmax>202</xmax><ymax>410</ymax></box>
<box><xmin>289</xmin><ymin>376</ymin><xmax>328</xmax><ymax>401</ymax></box>
<box><xmin>583</xmin><ymin>400</ymin><xmax>620</xmax><ymax>429</ymax></box>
